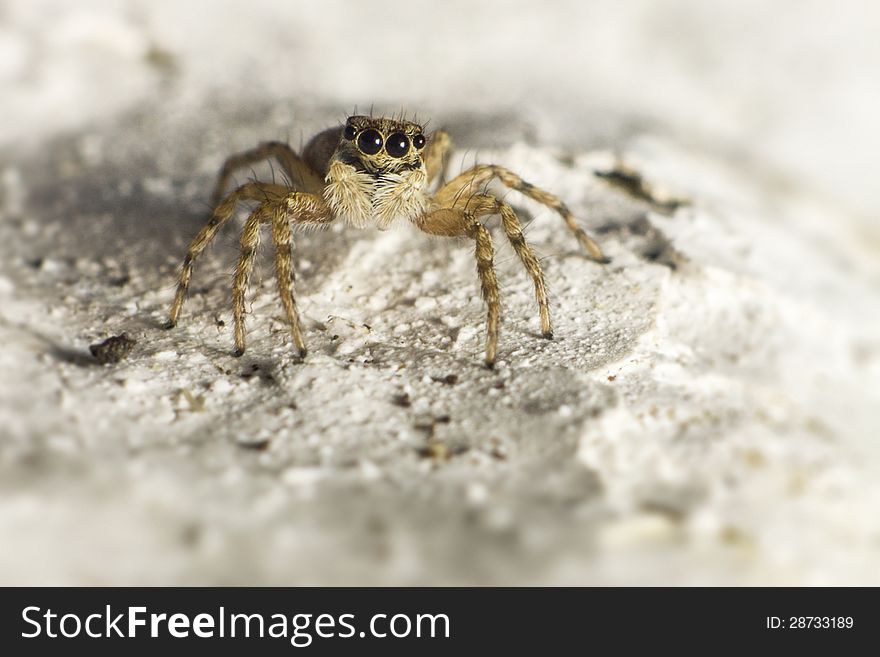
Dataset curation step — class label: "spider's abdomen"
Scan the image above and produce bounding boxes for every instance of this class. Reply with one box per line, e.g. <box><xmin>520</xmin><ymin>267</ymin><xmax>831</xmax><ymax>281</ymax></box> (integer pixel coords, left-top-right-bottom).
<box><xmin>303</xmin><ymin>126</ymin><xmax>344</xmax><ymax>177</ymax></box>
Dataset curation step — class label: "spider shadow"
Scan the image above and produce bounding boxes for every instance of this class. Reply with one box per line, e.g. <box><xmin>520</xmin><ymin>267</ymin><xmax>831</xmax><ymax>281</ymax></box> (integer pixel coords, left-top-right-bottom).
<box><xmin>13</xmin><ymin>99</ymin><xmax>361</xmax><ymax>280</ymax></box>
<box><xmin>12</xmin><ymin>322</ymin><xmax>100</xmax><ymax>368</ymax></box>
<box><xmin>48</xmin><ymin>344</ymin><xmax>99</xmax><ymax>368</ymax></box>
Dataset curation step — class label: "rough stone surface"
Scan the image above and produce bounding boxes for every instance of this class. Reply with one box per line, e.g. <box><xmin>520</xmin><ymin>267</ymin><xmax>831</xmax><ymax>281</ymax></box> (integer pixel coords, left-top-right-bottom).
<box><xmin>2</xmin><ymin>1</ymin><xmax>879</xmax><ymax>585</ymax></box>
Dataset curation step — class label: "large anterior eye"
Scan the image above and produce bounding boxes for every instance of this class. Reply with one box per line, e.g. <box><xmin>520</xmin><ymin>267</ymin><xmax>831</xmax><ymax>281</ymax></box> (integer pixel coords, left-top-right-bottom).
<box><xmin>357</xmin><ymin>129</ymin><xmax>383</xmax><ymax>155</ymax></box>
<box><xmin>343</xmin><ymin>124</ymin><xmax>357</xmax><ymax>140</ymax></box>
<box><xmin>385</xmin><ymin>133</ymin><xmax>410</xmax><ymax>158</ymax></box>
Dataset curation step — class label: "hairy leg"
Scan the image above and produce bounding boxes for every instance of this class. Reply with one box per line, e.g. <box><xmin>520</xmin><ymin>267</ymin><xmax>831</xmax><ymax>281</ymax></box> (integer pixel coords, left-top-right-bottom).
<box><xmin>436</xmin><ymin>164</ymin><xmax>608</xmax><ymax>262</ymax></box>
<box><xmin>233</xmin><ymin>192</ymin><xmax>333</xmax><ymax>357</ymax></box>
<box><xmin>269</xmin><ymin>194</ymin><xmax>335</xmax><ymax>358</ymax></box>
<box><xmin>166</xmin><ymin>182</ymin><xmax>290</xmax><ymax>329</ymax></box>
<box><xmin>423</xmin><ymin>129</ymin><xmax>453</xmax><ymax>187</ymax></box>
<box><xmin>464</xmin><ymin>194</ymin><xmax>553</xmax><ymax>339</ymax></box>
<box><xmin>271</xmin><ymin>211</ymin><xmax>306</xmax><ymax>357</ymax></box>
<box><xmin>416</xmin><ymin>208</ymin><xmax>500</xmax><ymax>368</ymax></box>
<box><xmin>472</xmin><ymin>222</ymin><xmax>500</xmax><ymax>367</ymax></box>
<box><xmin>211</xmin><ymin>141</ymin><xmax>325</xmax><ymax>204</ymax></box>
<box><xmin>232</xmin><ymin>207</ymin><xmax>266</xmax><ymax>356</ymax></box>
<box><xmin>498</xmin><ymin>202</ymin><xmax>551</xmax><ymax>337</ymax></box>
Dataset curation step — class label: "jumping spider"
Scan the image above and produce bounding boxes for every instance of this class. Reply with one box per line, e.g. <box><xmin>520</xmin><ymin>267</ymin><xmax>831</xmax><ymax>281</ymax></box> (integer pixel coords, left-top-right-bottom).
<box><xmin>165</xmin><ymin>115</ymin><xmax>608</xmax><ymax>367</ymax></box>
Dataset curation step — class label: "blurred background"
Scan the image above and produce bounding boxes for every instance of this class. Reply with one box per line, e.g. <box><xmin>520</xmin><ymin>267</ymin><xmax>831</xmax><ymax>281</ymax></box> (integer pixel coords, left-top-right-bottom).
<box><xmin>3</xmin><ymin>0</ymin><xmax>879</xmax><ymax>232</ymax></box>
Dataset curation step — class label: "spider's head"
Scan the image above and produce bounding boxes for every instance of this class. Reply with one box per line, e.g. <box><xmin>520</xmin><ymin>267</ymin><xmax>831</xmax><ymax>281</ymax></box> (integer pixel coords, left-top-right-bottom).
<box><xmin>336</xmin><ymin>115</ymin><xmax>426</xmax><ymax>175</ymax></box>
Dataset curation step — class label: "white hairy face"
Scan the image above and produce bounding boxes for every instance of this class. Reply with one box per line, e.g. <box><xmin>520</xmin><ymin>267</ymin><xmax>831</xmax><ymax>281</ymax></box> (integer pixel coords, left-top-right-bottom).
<box><xmin>322</xmin><ymin>116</ymin><xmax>430</xmax><ymax>229</ymax></box>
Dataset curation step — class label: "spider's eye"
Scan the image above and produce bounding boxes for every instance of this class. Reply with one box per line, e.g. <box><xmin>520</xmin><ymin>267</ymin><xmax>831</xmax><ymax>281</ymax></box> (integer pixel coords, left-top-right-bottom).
<box><xmin>413</xmin><ymin>134</ymin><xmax>426</xmax><ymax>150</ymax></box>
<box><xmin>385</xmin><ymin>133</ymin><xmax>410</xmax><ymax>158</ymax></box>
<box><xmin>343</xmin><ymin>124</ymin><xmax>357</xmax><ymax>140</ymax></box>
<box><xmin>357</xmin><ymin>129</ymin><xmax>383</xmax><ymax>155</ymax></box>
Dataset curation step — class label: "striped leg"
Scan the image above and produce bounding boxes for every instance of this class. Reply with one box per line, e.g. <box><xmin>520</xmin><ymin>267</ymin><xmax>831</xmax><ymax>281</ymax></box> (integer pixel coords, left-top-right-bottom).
<box><xmin>165</xmin><ymin>182</ymin><xmax>288</xmax><ymax>329</ymax></box>
<box><xmin>495</xmin><ymin>200</ymin><xmax>552</xmax><ymax>338</ymax></box>
<box><xmin>211</xmin><ymin>141</ymin><xmax>324</xmax><ymax>205</ymax></box>
<box><xmin>442</xmin><ymin>192</ymin><xmax>553</xmax><ymax>341</ymax></box>
<box><xmin>231</xmin><ymin>207</ymin><xmax>266</xmax><ymax>356</ymax></box>
<box><xmin>270</xmin><ymin>206</ymin><xmax>307</xmax><ymax>357</ymax></box>
<box><xmin>471</xmin><ymin>221</ymin><xmax>500</xmax><ymax>367</ymax></box>
<box><xmin>415</xmin><ymin>208</ymin><xmax>500</xmax><ymax>368</ymax></box>
<box><xmin>436</xmin><ymin>164</ymin><xmax>608</xmax><ymax>263</ymax></box>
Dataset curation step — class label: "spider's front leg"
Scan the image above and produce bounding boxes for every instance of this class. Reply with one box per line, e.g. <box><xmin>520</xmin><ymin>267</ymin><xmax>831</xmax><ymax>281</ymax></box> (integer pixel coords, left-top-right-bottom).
<box><xmin>231</xmin><ymin>192</ymin><xmax>334</xmax><ymax>358</ymax></box>
<box><xmin>466</xmin><ymin>193</ymin><xmax>553</xmax><ymax>339</ymax></box>
<box><xmin>415</xmin><ymin>207</ymin><xmax>500</xmax><ymax>368</ymax></box>
<box><xmin>166</xmin><ymin>182</ymin><xmax>291</xmax><ymax>329</ymax></box>
<box><xmin>436</xmin><ymin>165</ymin><xmax>609</xmax><ymax>263</ymax></box>
<box><xmin>166</xmin><ymin>183</ymin><xmax>333</xmax><ymax>358</ymax></box>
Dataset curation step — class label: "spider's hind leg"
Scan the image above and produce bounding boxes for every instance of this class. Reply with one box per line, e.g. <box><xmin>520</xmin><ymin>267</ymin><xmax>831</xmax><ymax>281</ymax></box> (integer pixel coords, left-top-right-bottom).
<box><xmin>423</xmin><ymin>129</ymin><xmax>453</xmax><ymax>187</ymax></box>
<box><xmin>211</xmin><ymin>141</ymin><xmax>324</xmax><ymax>204</ymax></box>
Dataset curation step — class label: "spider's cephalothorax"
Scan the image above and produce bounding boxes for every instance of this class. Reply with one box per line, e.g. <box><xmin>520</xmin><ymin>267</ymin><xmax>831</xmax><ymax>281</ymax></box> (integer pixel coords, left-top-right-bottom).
<box><xmin>164</xmin><ymin>114</ymin><xmax>608</xmax><ymax>368</ymax></box>
<box><xmin>323</xmin><ymin>116</ymin><xmax>429</xmax><ymax>228</ymax></box>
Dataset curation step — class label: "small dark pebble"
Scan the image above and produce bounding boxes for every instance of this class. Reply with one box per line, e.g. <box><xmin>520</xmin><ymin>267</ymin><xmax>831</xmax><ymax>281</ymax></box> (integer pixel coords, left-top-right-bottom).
<box><xmin>238</xmin><ymin>439</ymin><xmax>271</xmax><ymax>451</ymax></box>
<box><xmin>391</xmin><ymin>392</ymin><xmax>412</xmax><ymax>408</ymax></box>
<box><xmin>490</xmin><ymin>447</ymin><xmax>507</xmax><ymax>461</ymax></box>
<box><xmin>89</xmin><ymin>333</ymin><xmax>137</xmax><ymax>364</ymax></box>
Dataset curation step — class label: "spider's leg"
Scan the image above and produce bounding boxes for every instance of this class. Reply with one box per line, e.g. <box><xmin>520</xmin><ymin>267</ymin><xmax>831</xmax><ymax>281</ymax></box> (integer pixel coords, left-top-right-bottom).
<box><xmin>166</xmin><ymin>182</ymin><xmax>288</xmax><ymax>328</ymax></box>
<box><xmin>498</xmin><ymin>202</ymin><xmax>551</xmax><ymax>338</ymax></box>
<box><xmin>269</xmin><ymin>193</ymin><xmax>335</xmax><ymax>358</ymax></box>
<box><xmin>212</xmin><ymin>141</ymin><xmax>325</xmax><ymax>204</ymax></box>
<box><xmin>472</xmin><ymin>221</ymin><xmax>500</xmax><ymax>367</ymax></box>
<box><xmin>232</xmin><ymin>206</ymin><xmax>267</xmax><ymax>356</ymax></box>
<box><xmin>269</xmin><ymin>207</ymin><xmax>305</xmax><ymax>357</ymax></box>
<box><xmin>436</xmin><ymin>164</ymin><xmax>608</xmax><ymax>263</ymax></box>
<box><xmin>423</xmin><ymin>129</ymin><xmax>453</xmax><ymax>187</ymax></box>
<box><xmin>467</xmin><ymin>194</ymin><xmax>553</xmax><ymax>339</ymax></box>
<box><xmin>415</xmin><ymin>207</ymin><xmax>500</xmax><ymax>368</ymax></box>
